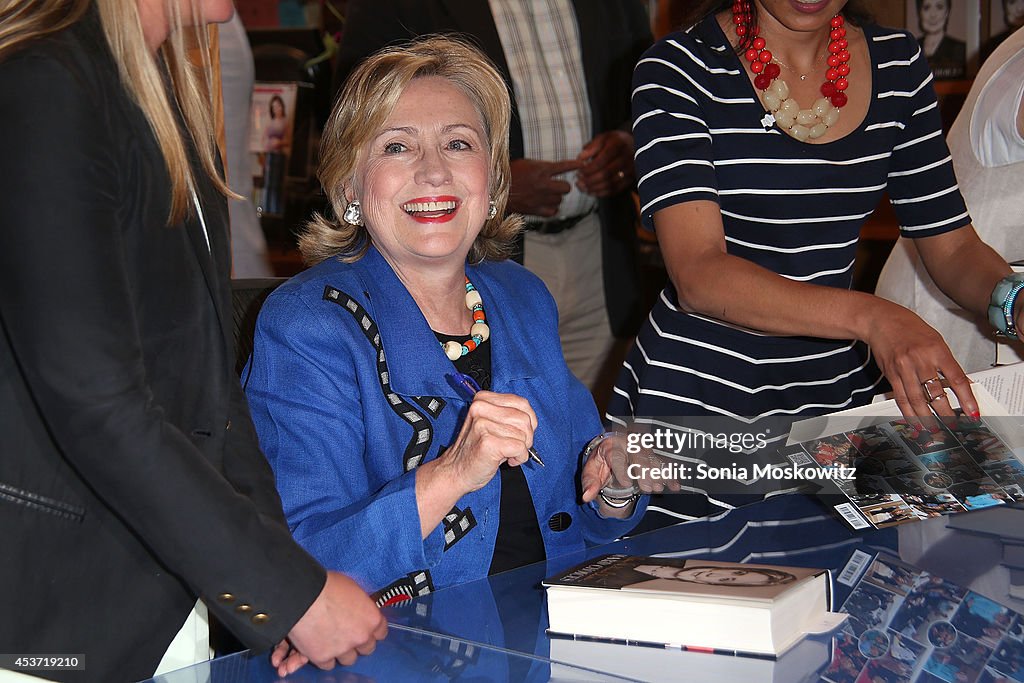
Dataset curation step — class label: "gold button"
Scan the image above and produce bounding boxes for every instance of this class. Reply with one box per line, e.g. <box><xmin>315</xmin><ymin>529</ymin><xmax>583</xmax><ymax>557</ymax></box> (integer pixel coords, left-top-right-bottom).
<box><xmin>251</xmin><ymin>613</ymin><xmax>270</xmax><ymax>625</ymax></box>
<box><xmin>217</xmin><ymin>593</ymin><xmax>235</xmax><ymax>603</ymax></box>
<box><xmin>236</xmin><ymin>603</ymin><xmax>252</xmax><ymax>613</ymax></box>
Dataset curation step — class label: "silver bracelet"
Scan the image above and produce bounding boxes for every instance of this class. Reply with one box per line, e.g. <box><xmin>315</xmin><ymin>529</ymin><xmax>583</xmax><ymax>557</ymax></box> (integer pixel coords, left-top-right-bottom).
<box><xmin>599</xmin><ymin>490</ymin><xmax>639</xmax><ymax>508</ymax></box>
<box><xmin>582</xmin><ymin>431</ymin><xmax>615</xmax><ymax>460</ymax></box>
<box><xmin>584</xmin><ymin>431</ymin><xmax>641</xmax><ymax>509</ymax></box>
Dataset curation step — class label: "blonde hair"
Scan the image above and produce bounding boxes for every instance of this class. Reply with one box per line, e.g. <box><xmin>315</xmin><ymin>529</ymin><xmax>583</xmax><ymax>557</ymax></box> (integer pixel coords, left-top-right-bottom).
<box><xmin>300</xmin><ymin>35</ymin><xmax>523</xmax><ymax>266</ymax></box>
<box><xmin>0</xmin><ymin>0</ymin><xmax>231</xmax><ymax>224</ymax></box>
<box><xmin>0</xmin><ymin>0</ymin><xmax>90</xmax><ymax>60</ymax></box>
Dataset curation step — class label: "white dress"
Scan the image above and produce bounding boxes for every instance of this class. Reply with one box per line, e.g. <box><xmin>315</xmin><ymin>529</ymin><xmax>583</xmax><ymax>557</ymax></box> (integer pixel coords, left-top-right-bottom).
<box><xmin>876</xmin><ymin>28</ymin><xmax>1024</xmax><ymax>372</ymax></box>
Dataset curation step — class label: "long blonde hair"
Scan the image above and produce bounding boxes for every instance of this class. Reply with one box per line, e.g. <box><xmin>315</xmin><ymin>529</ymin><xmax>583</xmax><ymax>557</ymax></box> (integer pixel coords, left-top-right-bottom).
<box><xmin>0</xmin><ymin>0</ymin><xmax>231</xmax><ymax>223</ymax></box>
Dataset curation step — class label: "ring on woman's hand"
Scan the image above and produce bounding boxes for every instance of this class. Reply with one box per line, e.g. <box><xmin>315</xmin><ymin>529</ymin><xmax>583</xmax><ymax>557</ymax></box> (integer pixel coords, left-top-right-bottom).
<box><xmin>921</xmin><ymin>376</ymin><xmax>945</xmax><ymax>403</ymax></box>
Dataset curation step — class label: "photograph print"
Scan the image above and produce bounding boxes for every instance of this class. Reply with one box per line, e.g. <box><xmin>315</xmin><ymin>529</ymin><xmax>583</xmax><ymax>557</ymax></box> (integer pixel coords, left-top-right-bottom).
<box><xmin>906</xmin><ymin>0</ymin><xmax>982</xmax><ymax>78</ymax></box>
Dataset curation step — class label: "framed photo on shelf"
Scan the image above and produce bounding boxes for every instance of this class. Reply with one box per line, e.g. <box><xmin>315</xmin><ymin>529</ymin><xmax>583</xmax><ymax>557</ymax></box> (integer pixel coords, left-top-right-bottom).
<box><xmin>982</xmin><ymin>0</ymin><xmax>1024</xmax><ymax>61</ymax></box>
<box><xmin>905</xmin><ymin>0</ymin><xmax>982</xmax><ymax>79</ymax></box>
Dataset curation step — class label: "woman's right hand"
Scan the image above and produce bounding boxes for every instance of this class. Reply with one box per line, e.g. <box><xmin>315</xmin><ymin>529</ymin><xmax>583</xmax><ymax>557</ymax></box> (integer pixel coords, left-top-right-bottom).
<box><xmin>862</xmin><ymin>299</ymin><xmax>979</xmax><ymax>422</ymax></box>
<box><xmin>439</xmin><ymin>390</ymin><xmax>537</xmax><ymax>494</ymax></box>
<box><xmin>413</xmin><ymin>390</ymin><xmax>537</xmax><ymax>538</ymax></box>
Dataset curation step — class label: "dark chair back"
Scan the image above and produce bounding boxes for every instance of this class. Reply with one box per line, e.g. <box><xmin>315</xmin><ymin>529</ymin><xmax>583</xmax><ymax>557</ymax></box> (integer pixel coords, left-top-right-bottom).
<box><xmin>231</xmin><ymin>278</ymin><xmax>286</xmax><ymax>376</ymax></box>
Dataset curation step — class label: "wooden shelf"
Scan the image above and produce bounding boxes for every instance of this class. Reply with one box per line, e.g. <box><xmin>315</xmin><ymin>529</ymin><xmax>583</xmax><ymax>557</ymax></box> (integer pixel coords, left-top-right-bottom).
<box><xmin>267</xmin><ymin>245</ymin><xmax>305</xmax><ymax>277</ymax></box>
<box><xmin>934</xmin><ymin>79</ymin><xmax>972</xmax><ymax>96</ymax></box>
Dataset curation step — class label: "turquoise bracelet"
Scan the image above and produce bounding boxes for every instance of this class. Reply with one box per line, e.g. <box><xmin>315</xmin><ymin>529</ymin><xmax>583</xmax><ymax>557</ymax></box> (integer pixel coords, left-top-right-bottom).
<box><xmin>988</xmin><ymin>273</ymin><xmax>1024</xmax><ymax>340</ymax></box>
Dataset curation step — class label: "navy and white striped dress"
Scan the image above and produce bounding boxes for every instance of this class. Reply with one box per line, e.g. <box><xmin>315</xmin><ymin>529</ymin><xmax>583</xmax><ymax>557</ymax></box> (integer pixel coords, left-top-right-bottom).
<box><xmin>609</xmin><ymin>16</ymin><xmax>971</xmax><ymax>526</ymax></box>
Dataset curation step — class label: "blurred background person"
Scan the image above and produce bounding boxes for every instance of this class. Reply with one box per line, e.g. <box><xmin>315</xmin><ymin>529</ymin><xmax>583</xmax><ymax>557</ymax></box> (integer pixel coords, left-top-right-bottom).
<box><xmin>219</xmin><ymin>8</ymin><xmax>273</xmax><ymax>276</ymax></box>
<box><xmin>915</xmin><ymin>0</ymin><xmax>966</xmax><ymax>79</ymax></box>
<box><xmin>982</xmin><ymin>0</ymin><xmax>1024</xmax><ymax>63</ymax></box>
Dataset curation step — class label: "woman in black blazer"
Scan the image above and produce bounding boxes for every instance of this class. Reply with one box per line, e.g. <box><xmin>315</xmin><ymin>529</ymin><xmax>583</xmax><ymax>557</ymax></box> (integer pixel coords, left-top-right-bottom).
<box><xmin>0</xmin><ymin>1</ymin><xmax>385</xmax><ymax>680</ymax></box>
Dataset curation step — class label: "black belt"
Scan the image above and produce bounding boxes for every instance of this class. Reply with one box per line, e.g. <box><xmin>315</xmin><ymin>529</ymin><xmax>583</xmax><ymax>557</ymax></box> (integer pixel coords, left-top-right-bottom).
<box><xmin>526</xmin><ymin>213</ymin><xmax>588</xmax><ymax>235</ymax></box>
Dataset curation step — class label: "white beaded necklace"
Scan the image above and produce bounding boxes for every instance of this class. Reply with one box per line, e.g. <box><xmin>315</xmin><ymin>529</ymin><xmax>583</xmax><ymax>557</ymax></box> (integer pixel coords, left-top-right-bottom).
<box><xmin>440</xmin><ymin>278</ymin><xmax>490</xmax><ymax>361</ymax></box>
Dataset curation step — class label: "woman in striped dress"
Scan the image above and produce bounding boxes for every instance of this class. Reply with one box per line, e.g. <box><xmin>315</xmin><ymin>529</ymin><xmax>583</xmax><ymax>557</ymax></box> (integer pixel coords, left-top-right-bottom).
<box><xmin>610</xmin><ymin>0</ymin><xmax>1024</xmax><ymax>529</ymax></box>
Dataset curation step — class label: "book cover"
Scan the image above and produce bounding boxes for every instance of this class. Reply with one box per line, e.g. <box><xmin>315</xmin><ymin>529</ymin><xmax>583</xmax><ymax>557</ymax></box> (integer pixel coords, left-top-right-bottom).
<box><xmin>545</xmin><ymin>555</ymin><xmax>825</xmax><ymax>602</ymax></box>
<box><xmin>546</xmin><ymin>550</ymin><xmax>1024</xmax><ymax>681</ymax></box>
<box><xmin>249</xmin><ymin>82</ymin><xmax>298</xmax><ymax>216</ymax></box>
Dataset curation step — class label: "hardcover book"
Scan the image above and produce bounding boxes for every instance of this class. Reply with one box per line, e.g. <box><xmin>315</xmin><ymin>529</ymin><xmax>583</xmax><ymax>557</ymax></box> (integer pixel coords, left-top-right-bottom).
<box><xmin>543</xmin><ymin>555</ymin><xmax>845</xmax><ymax>657</ymax></box>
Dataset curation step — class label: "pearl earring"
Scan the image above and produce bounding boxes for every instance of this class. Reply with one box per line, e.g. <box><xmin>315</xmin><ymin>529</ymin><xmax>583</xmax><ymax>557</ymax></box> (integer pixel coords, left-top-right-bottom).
<box><xmin>342</xmin><ymin>200</ymin><xmax>363</xmax><ymax>226</ymax></box>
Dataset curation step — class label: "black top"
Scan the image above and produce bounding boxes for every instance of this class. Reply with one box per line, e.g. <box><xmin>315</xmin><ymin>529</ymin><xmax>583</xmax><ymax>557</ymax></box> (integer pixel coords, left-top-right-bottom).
<box><xmin>435</xmin><ymin>332</ymin><xmax>546</xmax><ymax>574</ymax></box>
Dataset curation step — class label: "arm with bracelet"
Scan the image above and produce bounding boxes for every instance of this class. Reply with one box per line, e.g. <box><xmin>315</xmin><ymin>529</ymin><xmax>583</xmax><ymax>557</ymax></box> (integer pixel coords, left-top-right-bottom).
<box><xmin>989</xmin><ymin>273</ymin><xmax>1024</xmax><ymax>342</ymax></box>
<box><xmin>911</xmin><ymin>228</ymin><xmax>1024</xmax><ymax>411</ymax></box>
<box><xmin>580</xmin><ymin>432</ymin><xmax>641</xmax><ymax>519</ymax></box>
<box><xmin>579</xmin><ymin>431</ymin><xmax>685</xmax><ymax>519</ymax></box>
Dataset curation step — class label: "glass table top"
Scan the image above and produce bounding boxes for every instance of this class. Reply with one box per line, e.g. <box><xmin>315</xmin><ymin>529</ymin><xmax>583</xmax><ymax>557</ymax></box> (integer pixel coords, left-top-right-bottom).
<box><xmin>146</xmin><ymin>492</ymin><xmax>1024</xmax><ymax>682</ymax></box>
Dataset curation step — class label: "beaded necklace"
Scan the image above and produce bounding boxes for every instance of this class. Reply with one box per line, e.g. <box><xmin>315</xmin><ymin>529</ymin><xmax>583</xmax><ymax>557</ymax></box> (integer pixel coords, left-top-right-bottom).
<box><xmin>441</xmin><ymin>277</ymin><xmax>490</xmax><ymax>361</ymax></box>
<box><xmin>733</xmin><ymin>1</ymin><xmax>851</xmax><ymax>141</ymax></box>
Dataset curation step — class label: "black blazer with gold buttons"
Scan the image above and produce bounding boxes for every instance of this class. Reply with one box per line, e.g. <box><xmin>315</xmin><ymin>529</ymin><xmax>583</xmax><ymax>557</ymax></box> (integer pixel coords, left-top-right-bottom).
<box><xmin>0</xmin><ymin>10</ymin><xmax>324</xmax><ymax>681</ymax></box>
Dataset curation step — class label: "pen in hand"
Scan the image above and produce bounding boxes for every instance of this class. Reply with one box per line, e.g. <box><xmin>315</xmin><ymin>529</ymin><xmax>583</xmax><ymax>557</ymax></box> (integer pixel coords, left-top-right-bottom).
<box><xmin>446</xmin><ymin>371</ymin><xmax>545</xmax><ymax>467</ymax></box>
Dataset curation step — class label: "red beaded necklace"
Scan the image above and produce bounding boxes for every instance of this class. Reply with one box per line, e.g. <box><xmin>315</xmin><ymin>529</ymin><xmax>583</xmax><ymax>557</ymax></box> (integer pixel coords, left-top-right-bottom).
<box><xmin>732</xmin><ymin>1</ymin><xmax>851</xmax><ymax>141</ymax></box>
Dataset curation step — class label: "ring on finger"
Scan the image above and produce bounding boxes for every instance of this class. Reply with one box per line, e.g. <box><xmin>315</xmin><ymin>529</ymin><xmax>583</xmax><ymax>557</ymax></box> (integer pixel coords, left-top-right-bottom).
<box><xmin>921</xmin><ymin>376</ymin><xmax>945</xmax><ymax>403</ymax></box>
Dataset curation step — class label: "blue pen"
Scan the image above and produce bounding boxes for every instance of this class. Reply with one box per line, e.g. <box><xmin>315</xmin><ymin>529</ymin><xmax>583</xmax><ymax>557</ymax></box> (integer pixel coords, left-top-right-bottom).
<box><xmin>447</xmin><ymin>371</ymin><xmax>545</xmax><ymax>467</ymax></box>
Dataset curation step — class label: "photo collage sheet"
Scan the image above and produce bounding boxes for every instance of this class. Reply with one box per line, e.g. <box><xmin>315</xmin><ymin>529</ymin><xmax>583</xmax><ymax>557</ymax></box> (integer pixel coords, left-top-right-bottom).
<box><xmin>822</xmin><ymin>551</ymin><xmax>1024</xmax><ymax>683</ymax></box>
<box><xmin>784</xmin><ymin>414</ymin><xmax>1023</xmax><ymax>530</ymax></box>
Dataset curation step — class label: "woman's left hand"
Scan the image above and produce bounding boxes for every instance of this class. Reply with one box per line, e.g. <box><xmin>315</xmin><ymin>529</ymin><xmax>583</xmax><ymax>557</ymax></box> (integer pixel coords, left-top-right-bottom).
<box><xmin>580</xmin><ymin>433</ymin><xmax>637</xmax><ymax>518</ymax></box>
<box><xmin>271</xmin><ymin>640</ymin><xmax>308</xmax><ymax>677</ymax></box>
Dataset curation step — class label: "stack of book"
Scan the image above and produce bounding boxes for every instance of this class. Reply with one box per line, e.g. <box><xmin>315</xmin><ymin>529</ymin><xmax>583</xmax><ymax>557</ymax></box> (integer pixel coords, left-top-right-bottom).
<box><xmin>544</xmin><ymin>555</ymin><xmax>844</xmax><ymax>657</ymax></box>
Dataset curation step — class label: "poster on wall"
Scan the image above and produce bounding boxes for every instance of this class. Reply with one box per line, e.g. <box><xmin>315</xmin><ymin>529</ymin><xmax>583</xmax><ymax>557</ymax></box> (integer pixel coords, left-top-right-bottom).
<box><xmin>249</xmin><ymin>82</ymin><xmax>298</xmax><ymax>217</ymax></box>
<box><xmin>983</xmin><ymin>0</ymin><xmax>1024</xmax><ymax>61</ymax></box>
<box><xmin>905</xmin><ymin>0</ymin><xmax>981</xmax><ymax>79</ymax></box>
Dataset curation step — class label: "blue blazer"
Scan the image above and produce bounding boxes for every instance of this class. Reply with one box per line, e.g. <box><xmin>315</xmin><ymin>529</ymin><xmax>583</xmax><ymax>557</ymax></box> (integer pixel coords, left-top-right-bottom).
<box><xmin>245</xmin><ymin>247</ymin><xmax>642</xmax><ymax>597</ymax></box>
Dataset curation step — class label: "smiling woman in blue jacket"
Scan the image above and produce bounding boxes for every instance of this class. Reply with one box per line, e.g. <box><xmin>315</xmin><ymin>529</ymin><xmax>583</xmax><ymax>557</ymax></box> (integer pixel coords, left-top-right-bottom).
<box><xmin>244</xmin><ymin>37</ymin><xmax>644</xmax><ymax>602</ymax></box>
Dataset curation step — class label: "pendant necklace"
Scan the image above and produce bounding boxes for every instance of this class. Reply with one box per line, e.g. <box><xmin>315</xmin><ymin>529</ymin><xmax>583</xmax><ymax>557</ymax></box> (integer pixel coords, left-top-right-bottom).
<box><xmin>773</xmin><ymin>51</ymin><xmax>825</xmax><ymax>81</ymax></box>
